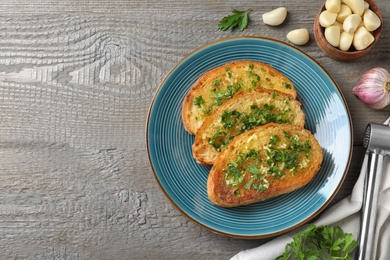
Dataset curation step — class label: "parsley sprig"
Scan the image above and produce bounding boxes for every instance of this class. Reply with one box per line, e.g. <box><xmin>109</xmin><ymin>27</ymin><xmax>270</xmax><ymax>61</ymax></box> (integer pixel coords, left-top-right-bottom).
<box><xmin>276</xmin><ymin>224</ymin><xmax>358</xmax><ymax>260</ymax></box>
<box><xmin>218</xmin><ymin>9</ymin><xmax>251</xmax><ymax>32</ymax></box>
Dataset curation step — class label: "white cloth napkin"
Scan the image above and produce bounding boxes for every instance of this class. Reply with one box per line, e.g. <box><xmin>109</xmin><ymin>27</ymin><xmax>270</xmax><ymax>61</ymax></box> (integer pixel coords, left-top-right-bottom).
<box><xmin>231</xmin><ymin>154</ymin><xmax>390</xmax><ymax>260</ymax></box>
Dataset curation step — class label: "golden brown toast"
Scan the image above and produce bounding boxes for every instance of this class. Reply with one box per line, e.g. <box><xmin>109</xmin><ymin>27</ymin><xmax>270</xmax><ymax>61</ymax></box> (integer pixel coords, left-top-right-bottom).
<box><xmin>207</xmin><ymin>123</ymin><xmax>323</xmax><ymax>208</ymax></box>
<box><xmin>192</xmin><ymin>89</ymin><xmax>305</xmax><ymax>166</ymax></box>
<box><xmin>182</xmin><ymin>60</ymin><xmax>297</xmax><ymax>134</ymax></box>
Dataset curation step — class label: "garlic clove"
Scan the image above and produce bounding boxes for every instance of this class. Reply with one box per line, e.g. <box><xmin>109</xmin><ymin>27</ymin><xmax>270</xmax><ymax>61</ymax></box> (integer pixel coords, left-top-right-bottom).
<box><xmin>262</xmin><ymin>7</ymin><xmax>288</xmax><ymax>26</ymax></box>
<box><xmin>363</xmin><ymin>8</ymin><xmax>381</xmax><ymax>32</ymax></box>
<box><xmin>325</xmin><ymin>0</ymin><xmax>341</xmax><ymax>13</ymax></box>
<box><xmin>324</xmin><ymin>25</ymin><xmax>341</xmax><ymax>47</ymax></box>
<box><xmin>286</xmin><ymin>28</ymin><xmax>310</xmax><ymax>45</ymax></box>
<box><xmin>352</xmin><ymin>67</ymin><xmax>390</xmax><ymax>109</ymax></box>
<box><xmin>319</xmin><ymin>10</ymin><xmax>338</xmax><ymax>27</ymax></box>
<box><xmin>364</xmin><ymin>1</ymin><xmax>369</xmax><ymax>10</ymax></box>
<box><xmin>343</xmin><ymin>14</ymin><xmax>362</xmax><ymax>33</ymax></box>
<box><xmin>339</xmin><ymin>31</ymin><xmax>354</xmax><ymax>51</ymax></box>
<box><xmin>342</xmin><ymin>0</ymin><xmax>365</xmax><ymax>16</ymax></box>
<box><xmin>353</xmin><ymin>26</ymin><xmax>374</xmax><ymax>50</ymax></box>
<box><xmin>337</xmin><ymin>4</ymin><xmax>352</xmax><ymax>23</ymax></box>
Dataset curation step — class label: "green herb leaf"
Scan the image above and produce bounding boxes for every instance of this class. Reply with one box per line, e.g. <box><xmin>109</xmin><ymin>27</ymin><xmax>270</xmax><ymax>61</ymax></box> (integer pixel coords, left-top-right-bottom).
<box><xmin>211</xmin><ymin>91</ymin><xmax>224</xmax><ymax>106</ymax></box>
<box><xmin>276</xmin><ymin>225</ymin><xmax>358</xmax><ymax>260</ymax></box>
<box><xmin>247</xmin><ymin>165</ymin><xmax>260</xmax><ymax>175</ymax></box>
<box><xmin>282</xmin><ymin>82</ymin><xmax>292</xmax><ymax>89</ymax></box>
<box><xmin>221</xmin><ymin>110</ymin><xmax>241</xmax><ymax>129</ymax></box>
<box><xmin>213</xmin><ymin>78</ymin><xmax>221</xmax><ymax>86</ymax></box>
<box><xmin>243</xmin><ymin>178</ymin><xmax>254</xmax><ymax>189</ymax></box>
<box><xmin>208</xmin><ymin>129</ymin><xmax>227</xmax><ymax>151</ymax></box>
<box><xmin>194</xmin><ymin>96</ymin><xmax>205</xmax><ymax>107</ymax></box>
<box><xmin>238</xmin><ymin>11</ymin><xmax>249</xmax><ymax>31</ymax></box>
<box><xmin>218</xmin><ymin>9</ymin><xmax>251</xmax><ymax>32</ymax></box>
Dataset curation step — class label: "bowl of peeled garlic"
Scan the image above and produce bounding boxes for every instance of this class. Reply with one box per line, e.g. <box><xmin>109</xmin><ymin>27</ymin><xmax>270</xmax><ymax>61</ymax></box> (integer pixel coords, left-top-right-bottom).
<box><xmin>314</xmin><ymin>0</ymin><xmax>382</xmax><ymax>61</ymax></box>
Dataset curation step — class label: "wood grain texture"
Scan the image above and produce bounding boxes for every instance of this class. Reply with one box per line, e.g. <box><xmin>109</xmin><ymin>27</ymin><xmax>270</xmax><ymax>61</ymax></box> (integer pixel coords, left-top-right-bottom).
<box><xmin>0</xmin><ymin>0</ymin><xmax>389</xmax><ymax>259</ymax></box>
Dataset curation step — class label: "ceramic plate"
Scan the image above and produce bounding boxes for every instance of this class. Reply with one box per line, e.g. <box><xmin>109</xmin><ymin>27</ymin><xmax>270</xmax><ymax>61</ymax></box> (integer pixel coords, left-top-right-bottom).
<box><xmin>146</xmin><ymin>36</ymin><xmax>352</xmax><ymax>238</ymax></box>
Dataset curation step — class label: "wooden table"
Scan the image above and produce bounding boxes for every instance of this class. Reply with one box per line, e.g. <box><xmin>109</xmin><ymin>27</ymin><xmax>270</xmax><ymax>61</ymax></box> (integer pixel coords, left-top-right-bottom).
<box><xmin>0</xmin><ymin>1</ymin><xmax>389</xmax><ymax>259</ymax></box>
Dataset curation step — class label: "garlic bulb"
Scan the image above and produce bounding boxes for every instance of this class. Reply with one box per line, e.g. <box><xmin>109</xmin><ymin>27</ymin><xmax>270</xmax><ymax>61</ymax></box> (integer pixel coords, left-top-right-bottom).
<box><xmin>352</xmin><ymin>68</ymin><xmax>390</xmax><ymax>109</ymax></box>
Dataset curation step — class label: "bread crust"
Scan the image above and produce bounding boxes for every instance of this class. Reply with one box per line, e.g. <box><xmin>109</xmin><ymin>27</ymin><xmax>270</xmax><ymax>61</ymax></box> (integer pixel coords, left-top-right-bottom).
<box><xmin>182</xmin><ymin>60</ymin><xmax>296</xmax><ymax>135</ymax></box>
<box><xmin>207</xmin><ymin>123</ymin><xmax>323</xmax><ymax>208</ymax></box>
<box><xmin>192</xmin><ymin>88</ymin><xmax>305</xmax><ymax>166</ymax></box>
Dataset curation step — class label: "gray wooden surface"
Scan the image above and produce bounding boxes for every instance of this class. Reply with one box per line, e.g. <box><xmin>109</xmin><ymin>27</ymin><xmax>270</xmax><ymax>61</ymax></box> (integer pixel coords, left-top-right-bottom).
<box><xmin>0</xmin><ymin>1</ymin><xmax>389</xmax><ymax>259</ymax></box>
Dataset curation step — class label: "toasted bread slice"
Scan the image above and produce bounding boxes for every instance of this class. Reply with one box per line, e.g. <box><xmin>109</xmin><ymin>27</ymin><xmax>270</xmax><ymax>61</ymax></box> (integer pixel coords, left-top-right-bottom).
<box><xmin>192</xmin><ymin>89</ymin><xmax>305</xmax><ymax>166</ymax></box>
<box><xmin>182</xmin><ymin>60</ymin><xmax>296</xmax><ymax>134</ymax></box>
<box><xmin>207</xmin><ymin>123</ymin><xmax>323</xmax><ymax>207</ymax></box>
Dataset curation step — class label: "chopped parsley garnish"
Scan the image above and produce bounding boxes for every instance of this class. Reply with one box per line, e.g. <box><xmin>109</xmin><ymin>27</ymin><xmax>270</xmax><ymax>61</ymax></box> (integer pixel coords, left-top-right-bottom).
<box><xmin>209</xmin><ymin>83</ymin><xmax>242</xmax><ymax>108</ymax></box>
<box><xmin>247</xmin><ymin>63</ymin><xmax>261</xmax><ymax>88</ymax></box>
<box><xmin>208</xmin><ymin>104</ymin><xmax>292</xmax><ymax>150</ymax></box>
<box><xmin>285</xmin><ymin>131</ymin><xmax>312</xmax><ymax>157</ymax></box>
<box><xmin>225</xmin><ymin>149</ymin><xmax>263</xmax><ymax>189</ymax></box>
<box><xmin>243</xmin><ymin>178</ymin><xmax>254</xmax><ymax>189</ymax></box>
<box><xmin>225</xmin><ymin>85</ymin><xmax>241</xmax><ymax>99</ymax></box>
<box><xmin>225</xmin><ymin>160</ymin><xmax>244</xmax><ymax>186</ymax></box>
<box><xmin>266</xmin><ymin>135</ymin><xmax>299</xmax><ymax>178</ymax></box>
<box><xmin>223</xmin><ymin>133</ymin><xmax>312</xmax><ymax>195</ymax></box>
<box><xmin>211</xmin><ymin>91</ymin><xmax>224</xmax><ymax>106</ymax></box>
<box><xmin>247</xmin><ymin>165</ymin><xmax>261</xmax><ymax>175</ymax></box>
<box><xmin>213</xmin><ymin>78</ymin><xmax>221</xmax><ymax>87</ymax></box>
<box><xmin>208</xmin><ymin>129</ymin><xmax>227</xmax><ymax>151</ymax></box>
<box><xmin>225</xmin><ymin>66</ymin><xmax>232</xmax><ymax>78</ymax></box>
<box><xmin>249</xmin><ymin>71</ymin><xmax>260</xmax><ymax>81</ymax></box>
<box><xmin>221</xmin><ymin>110</ymin><xmax>241</xmax><ymax>129</ymax></box>
<box><xmin>268</xmin><ymin>135</ymin><xmax>278</xmax><ymax>147</ymax></box>
<box><xmin>282</xmin><ymin>82</ymin><xmax>291</xmax><ymax>89</ymax></box>
<box><xmin>194</xmin><ymin>96</ymin><xmax>205</xmax><ymax>107</ymax></box>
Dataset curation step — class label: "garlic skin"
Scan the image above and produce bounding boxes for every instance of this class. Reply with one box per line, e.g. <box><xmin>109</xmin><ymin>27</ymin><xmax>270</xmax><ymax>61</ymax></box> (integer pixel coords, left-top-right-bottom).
<box><xmin>352</xmin><ymin>68</ymin><xmax>390</xmax><ymax>109</ymax></box>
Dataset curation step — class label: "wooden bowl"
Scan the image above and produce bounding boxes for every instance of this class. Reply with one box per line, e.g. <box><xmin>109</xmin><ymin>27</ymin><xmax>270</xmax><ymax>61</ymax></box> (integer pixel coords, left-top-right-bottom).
<box><xmin>313</xmin><ymin>0</ymin><xmax>382</xmax><ymax>61</ymax></box>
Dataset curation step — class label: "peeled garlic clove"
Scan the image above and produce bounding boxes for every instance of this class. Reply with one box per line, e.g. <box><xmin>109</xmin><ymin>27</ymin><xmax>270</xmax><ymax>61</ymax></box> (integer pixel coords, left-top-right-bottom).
<box><xmin>332</xmin><ymin>20</ymin><xmax>344</xmax><ymax>32</ymax></box>
<box><xmin>337</xmin><ymin>4</ymin><xmax>352</xmax><ymax>23</ymax></box>
<box><xmin>339</xmin><ymin>31</ymin><xmax>354</xmax><ymax>51</ymax></box>
<box><xmin>319</xmin><ymin>10</ymin><xmax>337</xmax><ymax>27</ymax></box>
<box><xmin>287</xmin><ymin>28</ymin><xmax>310</xmax><ymax>45</ymax></box>
<box><xmin>364</xmin><ymin>1</ymin><xmax>369</xmax><ymax>10</ymax></box>
<box><xmin>325</xmin><ymin>0</ymin><xmax>341</xmax><ymax>13</ymax></box>
<box><xmin>352</xmin><ymin>67</ymin><xmax>390</xmax><ymax>109</ymax></box>
<box><xmin>343</xmin><ymin>14</ymin><xmax>362</xmax><ymax>33</ymax></box>
<box><xmin>342</xmin><ymin>0</ymin><xmax>364</xmax><ymax>16</ymax></box>
<box><xmin>324</xmin><ymin>25</ymin><xmax>340</xmax><ymax>47</ymax></box>
<box><xmin>262</xmin><ymin>7</ymin><xmax>288</xmax><ymax>26</ymax></box>
<box><xmin>363</xmin><ymin>8</ymin><xmax>381</xmax><ymax>31</ymax></box>
<box><xmin>353</xmin><ymin>26</ymin><xmax>374</xmax><ymax>50</ymax></box>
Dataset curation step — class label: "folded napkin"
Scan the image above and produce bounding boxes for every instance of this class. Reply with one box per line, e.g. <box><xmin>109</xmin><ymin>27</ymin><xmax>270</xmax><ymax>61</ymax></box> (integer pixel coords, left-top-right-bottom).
<box><xmin>231</xmin><ymin>152</ymin><xmax>390</xmax><ymax>260</ymax></box>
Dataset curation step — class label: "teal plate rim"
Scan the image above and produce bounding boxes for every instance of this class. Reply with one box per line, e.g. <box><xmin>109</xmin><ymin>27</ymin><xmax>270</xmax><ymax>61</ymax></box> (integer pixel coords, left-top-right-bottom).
<box><xmin>146</xmin><ymin>36</ymin><xmax>353</xmax><ymax>239</ymax></box>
